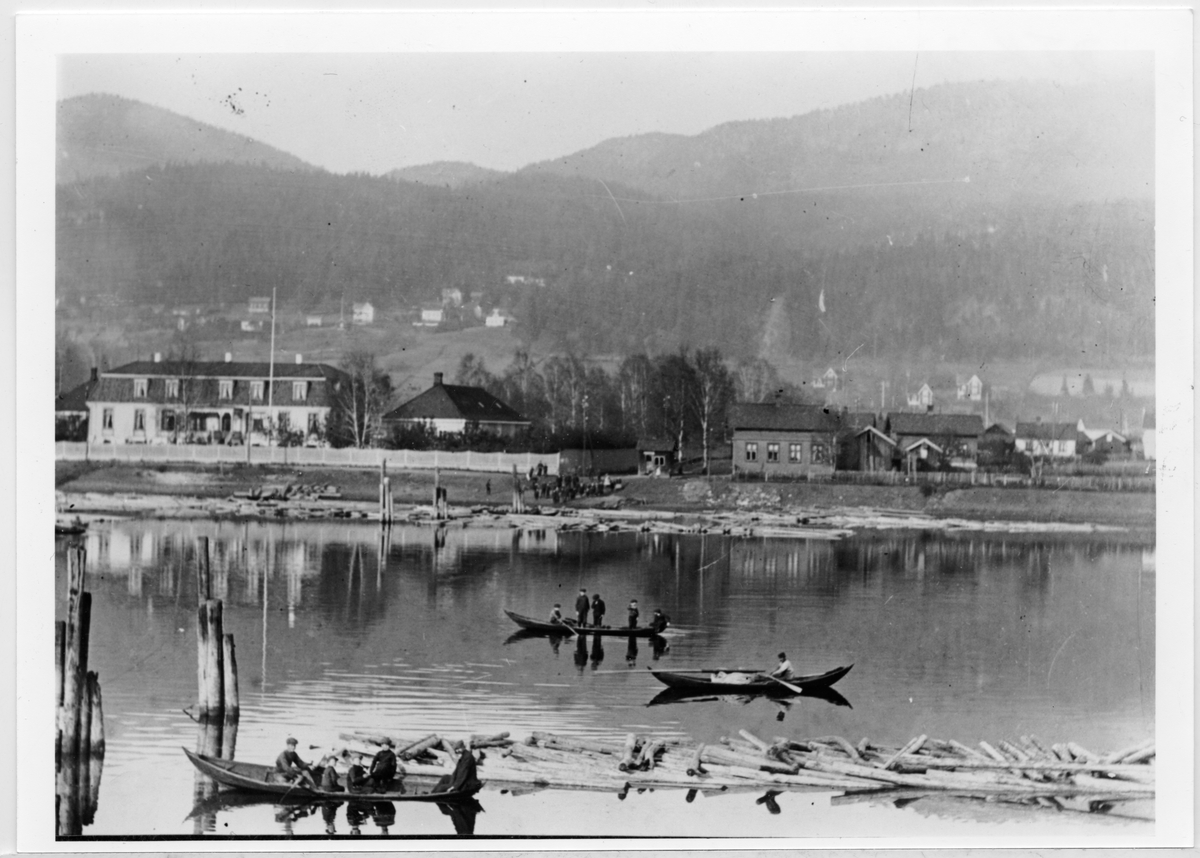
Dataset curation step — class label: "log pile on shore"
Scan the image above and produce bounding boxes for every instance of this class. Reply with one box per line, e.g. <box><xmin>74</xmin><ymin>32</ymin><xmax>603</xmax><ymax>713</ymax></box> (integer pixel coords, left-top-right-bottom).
<box><xmin>336</xmin><ymin>729</ymin><xmax>1154</xmax><ymax>806</ymax></box>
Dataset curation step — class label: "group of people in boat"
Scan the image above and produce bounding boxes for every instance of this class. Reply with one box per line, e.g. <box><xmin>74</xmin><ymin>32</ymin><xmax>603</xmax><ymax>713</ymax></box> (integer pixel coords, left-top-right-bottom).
<box><xmin>272</xmin><ymin>736</ymin><xmax>399</xmax><ymax>793</ymax></box>
<box><xmin>548</xmin><ymin>589</ymin><xmax>670</xmax><ymax>633</ymax></box>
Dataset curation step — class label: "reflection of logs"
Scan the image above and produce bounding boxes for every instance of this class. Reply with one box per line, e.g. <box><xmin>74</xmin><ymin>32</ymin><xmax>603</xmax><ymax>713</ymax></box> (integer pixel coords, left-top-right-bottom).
<box><xmin>192</xmin><ymin>717</ymin><xmax>224</xmax><ymax>835</ymax></box>
<box><xmin>56</xmin><ymin>547</ymin><xmax>104</xmax><ymax>837</ymax></box>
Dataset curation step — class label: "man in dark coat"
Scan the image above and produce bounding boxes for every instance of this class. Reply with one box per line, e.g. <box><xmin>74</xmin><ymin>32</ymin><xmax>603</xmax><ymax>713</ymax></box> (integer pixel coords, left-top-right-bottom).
<box><xmin>274</xmin><ymin>737</ymin><xmax>317</xmax><ymax>788</ymax></box>
<box><xmin>575</xmin><ymin>588</ymin><xmax>590</xmax><ymax>626</ymax></box>
<box><xmin>591</xmin><ymin>593</ymin><xmax>606</xmax><ymax>628</ymax></box>
<box><xmin>365</xmin><ymin>738</ymin><xmax>398</xmax><ymax>790</ymax></box>
<box><xmin>627</xmin><ymin>599</ymin><xmax>640</xmax><ymax>629</ymax></box>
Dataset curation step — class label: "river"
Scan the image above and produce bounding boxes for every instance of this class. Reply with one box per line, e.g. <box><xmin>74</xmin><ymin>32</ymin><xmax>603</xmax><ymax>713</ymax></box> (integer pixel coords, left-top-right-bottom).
<box><xmin>54</xmin><ymin>518</ymin><xmax>1155</xmax><ymax>840</ymax></box>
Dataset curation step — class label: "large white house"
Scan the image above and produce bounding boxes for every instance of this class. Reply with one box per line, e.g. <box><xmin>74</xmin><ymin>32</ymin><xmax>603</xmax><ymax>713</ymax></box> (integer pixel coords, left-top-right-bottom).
<box><xmin>85</xmin><ymin>354</ymin><xmax>348</xmax><ymax>446</ymax></box>
<box><xmin>352</xmin><ymin>302</ymin><xmax>375</xmax><ymax>325</ymax></box>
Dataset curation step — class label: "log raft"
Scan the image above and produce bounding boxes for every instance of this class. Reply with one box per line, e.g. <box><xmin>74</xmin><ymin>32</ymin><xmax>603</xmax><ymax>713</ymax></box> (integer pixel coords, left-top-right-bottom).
<box><xmin>333</xmin><ymin>729</ymin><xmax>1154</xmax><ymax>805</ymax></box>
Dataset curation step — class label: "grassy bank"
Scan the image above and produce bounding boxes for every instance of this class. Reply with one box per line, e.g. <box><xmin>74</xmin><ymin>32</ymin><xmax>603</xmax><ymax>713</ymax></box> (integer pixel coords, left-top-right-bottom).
<box><xmin>56</xmin><ymin>461</ymin><xmax>1154</xmax><ymax>529</ymax></box>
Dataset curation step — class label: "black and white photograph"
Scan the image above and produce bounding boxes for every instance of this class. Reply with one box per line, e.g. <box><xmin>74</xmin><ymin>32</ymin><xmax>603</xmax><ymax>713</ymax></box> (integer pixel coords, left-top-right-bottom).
<box><xmin>12</xmin><ymin>7</ymin><xmax>1193</xmax><ymax>849</ymax></box>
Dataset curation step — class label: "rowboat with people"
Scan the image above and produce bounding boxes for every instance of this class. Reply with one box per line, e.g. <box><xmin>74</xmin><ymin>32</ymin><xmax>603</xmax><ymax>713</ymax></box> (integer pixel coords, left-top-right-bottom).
<box><xmin>647</xmin><ymin>663</ymin><xmax>853</xmax><ymax>694</ymax></box>
<box><xmin>503</xmin><ymin>609</ymin><xmax>665</xmax><ymax>638</ymax></box>
<box><xmin>182</xmin><ymin>749</ymin><xmax>483</xmax><ymax>803</ymax></box>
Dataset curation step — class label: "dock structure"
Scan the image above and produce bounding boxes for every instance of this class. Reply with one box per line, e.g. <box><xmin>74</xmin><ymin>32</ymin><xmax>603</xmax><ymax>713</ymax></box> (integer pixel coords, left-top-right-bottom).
<box><xmin>336</xmin><ymin>729</ymin><xmax>1154</xmax><ymax>808</ymax></box>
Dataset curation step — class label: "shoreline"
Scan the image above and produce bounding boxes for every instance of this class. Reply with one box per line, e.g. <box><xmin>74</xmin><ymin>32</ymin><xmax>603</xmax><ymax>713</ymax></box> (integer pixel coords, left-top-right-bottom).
<box><xmin>55</xmin><ymin>461</ymin><xmax>1155</xmax><ymax>538</ymax></box>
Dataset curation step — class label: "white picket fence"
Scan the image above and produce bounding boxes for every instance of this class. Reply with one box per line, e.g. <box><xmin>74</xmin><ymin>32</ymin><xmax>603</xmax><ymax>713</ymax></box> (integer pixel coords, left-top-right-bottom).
<box><xmin>55</xmin><ymin>442</ymin><xmax>560</xmax><ymax>474</ymax></box>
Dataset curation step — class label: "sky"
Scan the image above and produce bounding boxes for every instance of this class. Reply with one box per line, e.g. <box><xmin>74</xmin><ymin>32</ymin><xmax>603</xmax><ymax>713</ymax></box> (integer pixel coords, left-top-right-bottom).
<box><xmin>58</xmin><ymin>52</ymin><xmax>1149</xmax><ymax>175</ymax></box>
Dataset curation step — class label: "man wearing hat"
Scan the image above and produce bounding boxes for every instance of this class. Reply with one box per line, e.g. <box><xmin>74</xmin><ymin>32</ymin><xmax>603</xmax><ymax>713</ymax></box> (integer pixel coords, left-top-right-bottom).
<box><xmin>574</xmin><ymin>588</ymin><xmax>590</xmax><ymax>627</ymax></box>
<box><xmin>365</xmin><ymin>737</ymin><xmax>398</xmax><ymax>790</ymax></box>
<box><xmin>275</xmin><ymin>737</ymin><xmax>317</xmax><ymax>788</ymax></box>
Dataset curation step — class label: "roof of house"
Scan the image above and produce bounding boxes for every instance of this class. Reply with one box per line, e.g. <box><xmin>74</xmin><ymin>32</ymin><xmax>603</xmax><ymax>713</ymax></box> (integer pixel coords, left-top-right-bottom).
<box><xmin>841</xmin><ymin>411</ymin><xmax>877</xmax><ymax>430</ymax></box>
<box><xmin>1014</xmin><ymin>421</ymin><xmax>1077</xmax><ymax>441</ymax></box>
<box><xmin>983</xmin><ymin>422</ymin><xmax>1013</xmax><ymax>436</ymax></box>
<box><xmin>887</xmin><ymin>412</ymin><xmax>984</xmax><ymax>437</ymax></box>
<box><xmin>87</xmin><ymin>361</ymin><xmax>346</xmax><ymax>408</ymax></box>
<box><xmin>383</xmin><ymin>381</ymin><xmax>528</xmax><ymax>424</ymax></box>
<box><xmin>854</xmin><ymin>425</ymin><xmax>897</xmax><ymax>445</ymax></box>
<box><xmin>729</xmin><ymin>402</ymin><xmax>841</xmax><ymax>433</ymax></box>
<box><xmin>903</xmin><ymin>438</ymin><xmax>944</xmax><ymax>454</ymax></box>
<box><xmin>636</xmin><ymin>437</ymin><xmax>676</xmax><ymax>452</ymax></box>
<box><xmin>55</xmin><ymin>379</ymin><xmax>96</xmax><ymax>414</ymax></box>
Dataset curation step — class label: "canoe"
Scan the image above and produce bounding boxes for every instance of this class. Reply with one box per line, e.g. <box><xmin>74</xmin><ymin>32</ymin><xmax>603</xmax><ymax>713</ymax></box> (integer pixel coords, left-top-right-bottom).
<box><xmin>182</xmin><ymin>748</ymin><xmax>482</xmax><ymax>802</ymax></box>
<box><xmin>504</xmin><ymin>609</ymin><xmax>665</xmax><ymax>638</ymax></box>
<box><xmin>648</xmin><ymin>663</ymin><xmax>853</xmax><ymax>694</ymax></box>
<box><xmin>55</xmin><ymin>523</ymin><xmax>87</xmax><ymax>536</ymax></box>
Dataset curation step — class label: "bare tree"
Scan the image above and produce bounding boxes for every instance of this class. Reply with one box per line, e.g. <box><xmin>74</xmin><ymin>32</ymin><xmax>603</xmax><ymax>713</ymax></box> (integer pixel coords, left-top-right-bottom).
<box><xmin>332</xmin><ymin>351</ymin><xmax>391</xmax><ymax>448</ymax></box>
<box><xmin>688</xmin><ymin>348</ymin><xmax>735</xmax><ymax>475</ymax></box>
<box><xmin>165</xmin><ymin>343</ymin><xmax>204</xmax><ymax>443</ymax></box>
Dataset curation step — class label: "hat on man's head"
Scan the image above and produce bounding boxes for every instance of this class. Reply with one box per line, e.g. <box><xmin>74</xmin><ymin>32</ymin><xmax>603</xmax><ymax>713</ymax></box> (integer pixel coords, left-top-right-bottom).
<box><xmin>778</xmin><ymin>652</ymin><xmax>787</xmax><ymax>659</ymax></box>
<box><xmin>286</xmin><ymin>737</ymin><xmax>298</xmax><ymax>746</ymax></box>
<box><xmin>382</xmin><ymin>737</ymin><xmax>394</xmax><ymax>748</ymax></box>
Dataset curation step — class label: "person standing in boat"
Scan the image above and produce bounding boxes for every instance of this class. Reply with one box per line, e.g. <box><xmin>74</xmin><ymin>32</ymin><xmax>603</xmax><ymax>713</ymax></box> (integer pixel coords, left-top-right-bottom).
<box><xmin>275</xmin><ymin>737</ymin><xmax>318</xmax><ymax>788</ymax></box>
<box><xmin>365</xmin><ymin>738</ymin><xmax>398</xmax><ymax>790</ymax></box>
<box><xmin>548</xmin><ymin>603</ymin><xmax>565</xmax><ymax>625</ymax></box>
<box><xmin>591</xmin><ymin>593</ymin><xmax>606</xmax><ymax>628</ymax></box>
<box><xmin>649</xmin><ymin>608</ymin><xmax>670</xmax><ymax>634</ymax></box>
<box><xmin>627</xmin><ymin>599</ymin><xmax>640</xmax><ymax>629</ymax></box>
<box><xmin>575</xmin><ymin>588</ymin><xmax>590</xmax><ymax>627</ymax></box>
<box><xmin>769</xmin><ymin>652</ymin><xmax>794</xmax><ymax>680</ymax></box>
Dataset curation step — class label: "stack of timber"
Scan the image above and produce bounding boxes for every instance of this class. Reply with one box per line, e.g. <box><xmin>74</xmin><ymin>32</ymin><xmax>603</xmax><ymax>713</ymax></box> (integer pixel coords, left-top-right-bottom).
<box><xmin>336</xmin><ymin>729</ymin><xmax>1154</xmax><ymax>808</ymax></box>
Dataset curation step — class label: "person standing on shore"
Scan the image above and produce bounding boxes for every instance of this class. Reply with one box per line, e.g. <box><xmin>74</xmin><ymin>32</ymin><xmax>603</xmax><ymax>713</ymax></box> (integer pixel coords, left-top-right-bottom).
<box><xmin>575</xmin><ymin>588</ymin><xmax>590</xmax><ymax>627</ymax></box>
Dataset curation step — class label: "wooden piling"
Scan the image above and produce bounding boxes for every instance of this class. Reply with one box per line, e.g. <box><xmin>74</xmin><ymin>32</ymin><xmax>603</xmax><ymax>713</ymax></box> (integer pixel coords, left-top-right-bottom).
<box><xmin>55</xmin><ymin>620</ymin><xmax>65</xmax><ymax>765</ymax></box>
<box><xmin>197</xmin><ymin>536</ymin><xmax>211</xmax><ymax>600</ymax></box>
<box><xmin>222</xmin><ymin>633</ymin><xmax>240</xmax><ymax>718</ymax></box>
<box><xmin>60</xmin><ymin>549</ymin><xmax>90</xmax><ymax>762</ymax></box>
<box><xmin>196</xmin><ymin>600</ymin><xmax>225</xmax><ymax>720</ymax></box>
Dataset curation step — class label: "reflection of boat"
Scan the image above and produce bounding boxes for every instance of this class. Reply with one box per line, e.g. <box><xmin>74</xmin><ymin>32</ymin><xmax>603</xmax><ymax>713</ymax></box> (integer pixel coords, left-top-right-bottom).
<box><xmin>182</xmin><ymin>749</ymin><xmax>483</xmax><ymax>802</ymax></box>
<box><xmin>504</xmin><ymin>609</ymin><xmax>664</xmax><ymax>638</ymax></box>
<box><xmin>647</xmin><ymin>682</ymin><xmax>852</xmax><ymax>709</ymax></box>
<box><xmin>648</xmin><ymin>664</ymin><xmax>853</xmax><ymax>694</ymax></box>
<box><xmin>186</xmin><ymin>791</ymin><xmax>486</xmax><ymax>834</ymax></box>
<box><xmin>55</xmin><ymin>522</ymin><xmax>87</xmax><ymax>537</ymax></box>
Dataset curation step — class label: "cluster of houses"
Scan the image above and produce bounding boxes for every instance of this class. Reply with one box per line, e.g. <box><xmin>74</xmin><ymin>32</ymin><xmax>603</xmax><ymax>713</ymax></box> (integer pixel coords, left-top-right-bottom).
<box><xmin>414</xmin><ymin>287</ymin><xmax>515</xmax><ymax>329</ymax></box>
<box><xmin>726</xmin><ymin>403</ymin><xmax>1146</xmax><ymax>478</ymax></box>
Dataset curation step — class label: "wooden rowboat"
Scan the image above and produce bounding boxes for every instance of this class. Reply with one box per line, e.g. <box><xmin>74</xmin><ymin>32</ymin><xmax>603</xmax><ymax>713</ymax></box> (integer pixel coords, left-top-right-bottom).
<box><xmin>504</xmin><ymin>609</ymin><xmax>665</xmax><ymax>638</ymax></box>
<box><xmin>648</xmin><ymin>663</ymin><xmax>853</xmax><ymax>694</ymax></box>
<box><xmin>182</xmin><ymin>748</ymin><xmax>482</xmax><ymax>803</ymax></box>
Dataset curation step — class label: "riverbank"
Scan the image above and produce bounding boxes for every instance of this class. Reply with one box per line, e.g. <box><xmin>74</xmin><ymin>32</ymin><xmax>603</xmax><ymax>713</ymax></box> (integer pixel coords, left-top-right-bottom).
<box><xmin>55</xmin><ymin>461</ymin><xmax>1154</xmax><ymax>533</ymax></box>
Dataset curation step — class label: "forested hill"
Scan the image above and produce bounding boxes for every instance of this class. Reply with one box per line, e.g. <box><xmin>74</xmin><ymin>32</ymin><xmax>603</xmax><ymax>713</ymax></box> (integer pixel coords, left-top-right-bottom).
<box><xmin>57</xmin><ymin>93</ymin><xmax>316</xmax><ymax>183</ymax></box>
<box><xmin>521</xmin><ymin>79</ymin><xmax>1153</xmax><ymax>206</ymax></box>
<box><xmin>56</xmin><ymin>79</ymin><xmax>1154</xmax><ymax>363</ymax></box>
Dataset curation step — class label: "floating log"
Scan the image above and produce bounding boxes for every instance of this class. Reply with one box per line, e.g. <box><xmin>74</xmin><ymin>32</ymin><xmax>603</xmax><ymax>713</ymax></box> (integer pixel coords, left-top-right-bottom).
<box><xmin>688</xmin><ymin>744</ymin><xmax>706</xmax><ymax>777</ymax></box>
<box><xmin>618</xmin><ymin>733</ymin><xmax>638</xmax><ymax>772</ymax></box>
<box><xmin>882</xmin><ymin>735</ymin><xmax>927</xmax><ymax>771</ymax></box>
<box><xmin>811</xmin><ymin>735</ymin><xmax>862</xmax><ymax>763</ymax></box>
<box><xmin>532</xmin><ymin>732</ymin><xmax>622</xmax><ymax>755</ymax></box>
<box><xmin>738</xmin><ymin>729</ymin><xmax>771</xmax><ymax>753</ymax></box>
<box><xmin>399</xmin><ymin>734</ymin><xmax>441</xmax><ymax>760</ymax></box>
<box><xmin>1067</xmin><ymin>742</ymin><xmax>1097</xmax><ymax>762</ymax></box>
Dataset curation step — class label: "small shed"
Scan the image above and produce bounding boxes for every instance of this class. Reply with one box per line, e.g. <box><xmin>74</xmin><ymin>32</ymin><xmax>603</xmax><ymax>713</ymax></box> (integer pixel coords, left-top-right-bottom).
<box><xmin>636</xmin><ymin>438</ymin><xmax>676</xmax><ymax>475</ymax></box>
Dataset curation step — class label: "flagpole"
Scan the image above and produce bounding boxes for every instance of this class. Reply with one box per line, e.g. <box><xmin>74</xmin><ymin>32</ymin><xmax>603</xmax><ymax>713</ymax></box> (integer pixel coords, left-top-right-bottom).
<box><xmin>267</xmin><ymin>287</ymin><xmax>277</xmax><ymax>445</ymax></box>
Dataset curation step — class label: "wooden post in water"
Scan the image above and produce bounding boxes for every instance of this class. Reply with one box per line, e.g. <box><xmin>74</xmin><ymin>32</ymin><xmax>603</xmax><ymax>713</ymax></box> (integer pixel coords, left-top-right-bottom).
<box><xmin>60</xmin><ymin>547</ymin><xmax>90</xmax><ymax>763</ymax></box>
<box><xmin>195</xmin><ymin>538</ymin><xmax>225</xmax><ymax>721</ymax></box>
<box><xmin>379</xmin><ymin>460</ymin><xmax>387</xmax><ymax>523</ymax></box>
<box><xmin>55</xmin><ymin>620</ymin><xmax>65</xmax><ymax>766</ymax></box>
<box><xmin>222</xmin><ymin>633</ymin><xmax>240</xmax><ymax>719</ymax></box>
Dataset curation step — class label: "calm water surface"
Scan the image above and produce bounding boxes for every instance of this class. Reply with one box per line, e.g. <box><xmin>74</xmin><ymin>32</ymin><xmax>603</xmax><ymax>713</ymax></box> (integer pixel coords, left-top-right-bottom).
<box><xmin>55</xmin><ymin>519</ymin><xmax>1155</xmax><ymax>839</ymax></box>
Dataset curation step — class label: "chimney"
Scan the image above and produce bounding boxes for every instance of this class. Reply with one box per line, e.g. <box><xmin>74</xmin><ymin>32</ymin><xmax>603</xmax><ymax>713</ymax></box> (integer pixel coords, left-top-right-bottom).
<box><xmin>434</xmin><ymin>372</ymin><xmax>444</xmax><ymax>386</ymax></box>
<box><xmin>295</xmin><ymin>353</ymin><xmax>303</xmax><ymax>365</ymax></box>
<box><xmin>225</xmin><ymin>352</ymin><xmax>233</xmax><ymax>363</ymax></box>
<box><xmin>89</xmin><ymin>367</ymin><xmax>98</xmax><ymax>383</ymax></box>
<box><xmin>153</xmin><ymin>352</ymin><xmax>162</xmax><ymax>363</ymax></box>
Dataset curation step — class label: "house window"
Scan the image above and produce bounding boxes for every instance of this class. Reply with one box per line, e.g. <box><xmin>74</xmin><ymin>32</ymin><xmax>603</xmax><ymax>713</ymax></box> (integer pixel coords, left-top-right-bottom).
<box><xmin>102</xmin><ymin>408</ymin><xmax>113</xmax><ymax>430</ymax></box>
<box><xmin>252</xmin><ymin>416</ymin><xmax>265</xmax><ymax>433</ymax></box>
<box><xmin>789</xmin><ymin>443</ymin><xmax>802</xmax><ymax>463</ymax></box>
<box><xmin>160</xmin><ymin>410</ymin><xmax>176</xmax><ymax>432</ymax></box>
<box><xmin>766</xmin><ymin>442</ymin><xmax>779</xmax><ymax>462</ymax></box>
<box><xmin>250</xmin><ymin>380</ymin><xmax>264</xmax><ymax>401</ymax></box>
<box><xmin>745</xmin><ymin>442</ymin><xmax>758</xmax><ymax>462</ymax></box>
<box><xmin>219</xmin><ymin>379</ymin><xmax>234</xmax><ymax>400</ymax></box>
<box><xmin>165</xmin><ymin>378</ymin><xmax>179</xmax><ymax>398</ymax></box>
<box><xmin>292</xmin><ymin>381</ymin><xmax>308</xmax><ymax>401</ymax></box>
<box><xmin>811</xmin><ymin>442</ymin><xmax>829</xmax><ymax>464</ymax></box>
<box><xmin>133</xmin><ymin>378</ymin><xmax>148</xmax><ymax>398</ymax></box>
<box><xmin>133</xmin><ymin>409</ymin><xmax>145</xmax><ymax>432</ymax></box>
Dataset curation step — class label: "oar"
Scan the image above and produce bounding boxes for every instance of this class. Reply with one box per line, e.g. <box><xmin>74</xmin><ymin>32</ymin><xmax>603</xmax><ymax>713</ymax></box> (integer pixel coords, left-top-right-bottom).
<box><xmin>766</xmin><ymin>675</ymin><xmax>806</xmax><ymax>695</ymax></box>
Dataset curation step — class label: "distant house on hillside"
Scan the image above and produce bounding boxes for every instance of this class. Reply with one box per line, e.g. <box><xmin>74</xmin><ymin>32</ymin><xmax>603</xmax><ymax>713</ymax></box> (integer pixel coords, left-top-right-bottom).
<box><xmin>956</xmin><ymin>374</ymin><xmax>984</xmax><ymax>401</ymax></box>
<box><xmin>907</xmin><ymin>383</ymin><xmax>935</xmax><ymax>411</ymax></box>
<box><xmin>1076</xmin><ymin>420</ymin><xmax>1130</xmax><ymax>457</ymax></box>
<box><xmin>505</xmin><ymin>275</ymin><xmax>546</xmax><ymax>287</ymax></box>
<box><xmin>240</xmin><ymin>320</ymin><xmax>264</xmax><ymax>333</ymax></box>
<box><xmin>417</xmin><ymin>303</ymin><xmax>444</xmax><ymax>327</ymax></box>
<box><xmin>382</xmin><ymin>372</ymin><xmax>530</xmax><ymax>438</ymax></box>
<box><xmin>352</xmin><ymin>302</ymin><xmax>375</xmax><ymax>325</ymax></box>
<box><xmin>440</xmin><ymin>288</ymin><xmax>463</xmax><ymax>307</ymax></box>
<box><xmin>1014</xmin><ymin>421</ymin><xmax>1077</xmax><ymax>459</ymax></box>
<box><xmin>305</xmin><ymin>313</ymin><xmax>323</xmax><ymax>327</ymax></box>
<box><xmin>484</xmin><ymin>308</ymin><xmax>512</xmax><ymax>328</ymax></box>
<box><xmin>812</xmin><ymin>367</ymin><xmax>839</xmax><ymax>391</ymax></box>
<box><xmin>248</xmin><ymin>296</ymin><xmax>271</xmax><ymax>314</ymax></box>
<box><xmin>1140</xmin><ymin>411</ymin><xmax>1156</xmax><ymax>460</ymax></box>
<box><xmin>729</xmin><ymin>402</ymin><xmax>841</xmax><ymax>478</ymax></box>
